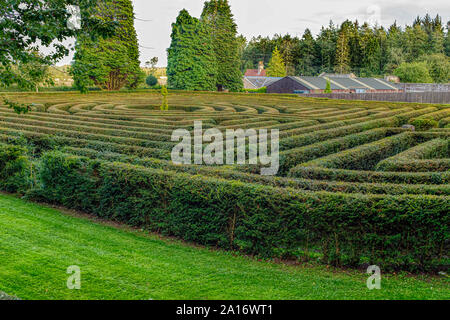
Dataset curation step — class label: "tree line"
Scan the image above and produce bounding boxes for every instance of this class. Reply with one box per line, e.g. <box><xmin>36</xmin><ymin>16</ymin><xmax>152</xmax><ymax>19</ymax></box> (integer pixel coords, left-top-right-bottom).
<box><xmin>241</xmin><ymin>14</ymin><xmax>450</xmax><ymax>83</ymax></box>
<box><xmin>1</xmin><ymin>1</ymin><xmax>449</xmax><ymax>94</ymax></box>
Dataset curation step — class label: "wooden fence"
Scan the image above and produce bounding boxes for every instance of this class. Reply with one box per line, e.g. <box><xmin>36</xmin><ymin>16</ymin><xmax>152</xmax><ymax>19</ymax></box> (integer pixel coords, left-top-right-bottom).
<box><xmin>303</xmin><ymin>92</ymin><xmax>450</xmax><ymax>104</ymax></box>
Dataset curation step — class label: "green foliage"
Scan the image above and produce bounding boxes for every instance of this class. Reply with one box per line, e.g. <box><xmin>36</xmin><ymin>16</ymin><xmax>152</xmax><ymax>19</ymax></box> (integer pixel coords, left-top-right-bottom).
<box><xmin>161</xmin><ymin>86</ymin><xmax>169</xmax><ymax>111</ymax></box>
<box><xmin>2</xmin><ymin>98</ymin><xmax>31</xmax><ymax>115</ymax></box>
<box><xmin>71</xmin><ymin>0</ymin><xmax>141</xmax><ymax>91</ymax></box>
<box><xmin>334</xmin><ymin>28</ymin><xmax>351</xmax><ymax>74</ymax></box>
<box><xmin>394</xmin><ymin>62</ymin><xmax>433</xmax><ymax>83</ymax></box>
<box><xmin>0</xmin><ymin>143</ymin><xmax>31</xmax><ymax>193</ymax></box>
<box><xmin>266</xmin><ymin>47</ymin><xmax>287</xmax><ymax>77</ymax></box>
<box><xmin>145</xmin><ymin>75</ymin><xmax>158</xmax><ymax>87</ymax></box>
<box><xmin>324</xmin><ymin>79</ymin><xmax>332</xmax><ymax>93</ymax></box>
<box><xmin>376</xmin><ymin>139</ymin><xmax>449</xmax><ymax>172</ymax></box>
<box><xmin>240</xmin><ymin>14</ymin><xmax>449</xmax><ymax>80</ymax></box>
<box><xmin>0</xmin><ymin>92</ymin><xmax>448</xmax><ymax>273</ymax></box>
<box><xmin>19</xmin><ymin>151</ymin><xmax>447</xmax><ymax>271</ymax></box>
<box><xmin>419</xmin><ymin>54</ymin><xmax>450</xmax><ymax>83</ymax></box>
<box><xmin>244</xmin><ymin>87</ymin><xmax>267</xmax><ymax>93</ymax></box>
<box><xmin>296</xmin><ymin>29</ymin><xmax>318</xmax><ymax>76</ymax></box>
<box><xmin>410</xmin><ymin>118</ymin><xmax>439</xmax><ymax>131</ymax></box>
<box><xmin>202</xmin><ymin>0</ymin><xmax>243</xmax><ymax>92</ymax></box>
<box><xmin>0</xmin><ymin>0</ymin><xmax>115</xmax><ymax>87</ymax></box>
<box><xmin>14</xmin><ymin>51</ymin><xmax>53</xmax><ymax>92</ymax></box>
<box><xmin>167</xmin><ymin>10</ymin><xmax>217</xmax><ymax>91</ymax></box>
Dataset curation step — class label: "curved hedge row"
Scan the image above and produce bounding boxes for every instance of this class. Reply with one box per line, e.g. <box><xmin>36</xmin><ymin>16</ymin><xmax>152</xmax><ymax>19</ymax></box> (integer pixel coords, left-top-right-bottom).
<box><xmin>376</xmin><ymin>139</ymin><xmax>450</xmax><ymax>172</ymax></box>
<box><xmin>17</xmin><ymin>151</ymin><xmax>447</xmax><ymax>272</ymax></box>
<box><xmin>1</xmin><ymin>92</ymin><xmax>448</xmax><ymax>273</ymax></box>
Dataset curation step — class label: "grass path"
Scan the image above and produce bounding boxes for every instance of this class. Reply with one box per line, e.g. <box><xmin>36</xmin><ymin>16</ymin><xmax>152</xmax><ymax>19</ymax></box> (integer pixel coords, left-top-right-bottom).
<box><xmin>0</xmin><ymin>193</ymin><xmax>447</xmax><ymax>300</ymax></box>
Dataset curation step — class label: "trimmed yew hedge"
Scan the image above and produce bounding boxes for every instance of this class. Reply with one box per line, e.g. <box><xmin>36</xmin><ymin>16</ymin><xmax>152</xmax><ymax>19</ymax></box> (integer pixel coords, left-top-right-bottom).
<box><xmin>0</xmin><ymin>143</ymin><xmax>31</xmax><ymax>193</ymax></box>
<box><xmin>21</xmin><ymin>151</ymin><xmax>447</xmax><ymax>272</ymax></box>
<box><xmin>59</xmin><ymin>146</ymin><xmax>450</xmax><ymax>196</ymax></box>
<box><xmin>289</xmin><ymin>166</ymin><xmax>450</xmax><ymax>185</ymax></box>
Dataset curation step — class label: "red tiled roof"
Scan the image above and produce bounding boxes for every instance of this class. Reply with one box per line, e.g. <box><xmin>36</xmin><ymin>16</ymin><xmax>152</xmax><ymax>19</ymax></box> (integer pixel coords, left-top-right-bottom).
<box><xmin>245</xmin><ymin>69</ymin><xmax>266</xmax><ymax>77</ymax></box>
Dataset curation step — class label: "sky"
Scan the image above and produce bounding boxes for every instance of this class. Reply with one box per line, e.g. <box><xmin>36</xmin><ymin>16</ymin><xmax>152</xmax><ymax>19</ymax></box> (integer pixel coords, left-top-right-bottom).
<box><xmin>56</xmin><ymin>0</ymin><xmax>450</xmax><ymax>66</ymax></box>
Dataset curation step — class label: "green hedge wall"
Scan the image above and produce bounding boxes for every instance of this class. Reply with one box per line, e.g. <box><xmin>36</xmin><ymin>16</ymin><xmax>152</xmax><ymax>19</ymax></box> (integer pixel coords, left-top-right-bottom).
<box><xmin>21</xmin><ymin>150</ymin><xmax>448</xmax><ymax>272</ymax></box>
<box><xmin>0</xmin><ymin>143</ymin><xmax>32</xmax><ymax>193</ymax></box>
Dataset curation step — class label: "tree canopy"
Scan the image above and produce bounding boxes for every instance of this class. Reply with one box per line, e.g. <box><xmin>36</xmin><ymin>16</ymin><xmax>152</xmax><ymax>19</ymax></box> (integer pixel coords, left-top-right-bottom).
<box><xmin>70</xmin><ymin>0</ymin><xmax>141</xmax><ymax>92</ymax></box>
<box><xmin>201</xmin><ymin>0</ymin><xmax>243</xmax><ymax>91</ymax></box>
<box><xmin>0</xmin><ymin>0</ymin><xmax>114</xmax><ymax>88</ymax></box>
<box><xmin>167</xmin><ymin>9</ymin><xmax>217</xmax><ymax>91</ymax></box>
<box><xmin>240</xmin><ymin>14</ymin><xmax>449</xmax><ymax>80</ymax></box>
<box><xmin>266</xmin><ymin>47</ymin><xmax>287</xmax><ymax>77</ymax></box>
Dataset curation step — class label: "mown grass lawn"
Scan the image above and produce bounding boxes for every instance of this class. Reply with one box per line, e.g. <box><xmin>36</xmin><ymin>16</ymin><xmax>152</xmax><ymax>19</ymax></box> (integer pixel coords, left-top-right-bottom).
<box><xmin>0</xmin><ymin>193</ymin><xmax>447</xmax><ymax>300</ymax></box>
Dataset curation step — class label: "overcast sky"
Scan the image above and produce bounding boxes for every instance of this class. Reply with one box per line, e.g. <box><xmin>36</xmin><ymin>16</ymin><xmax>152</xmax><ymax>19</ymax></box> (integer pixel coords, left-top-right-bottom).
<box><xmin>57</xmin><ymin>0</ymin><xmax>449</xmax><ymax>66</ymax></box>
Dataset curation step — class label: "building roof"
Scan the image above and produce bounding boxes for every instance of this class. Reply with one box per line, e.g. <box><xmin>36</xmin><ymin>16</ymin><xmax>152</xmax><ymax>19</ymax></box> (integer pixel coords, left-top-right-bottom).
<box><xmin>268</xmin><ymin>76</ymin><xmax>399</xmax><ymax>91</ymax></box>
<box><xmin>245</xmin><ymin>69</ymin><xmax>267</xmax><ymax>77</ymax></box>
<box><xmin>356</xmin><ymin>77</ymin><xmax>399</xmax><ymax>90</ymax></box>
<box><xmin>244</xmin><ymin>76</ymin><xmax>282</xmax><ymax>89</ymax></box>
<box><xmin>325</xmin><ymin>77</ymin><xmax>369</xmax><ymax>89</ymax></box>
<box><xmin>319</xmin><ymin>73</ymin><xmax>356</xmax><ymax>78</ymax></box>
<box><xmin>290</xmin><ymin>76</ymin><xmax>342</xmax><ymax>90</ymax></box>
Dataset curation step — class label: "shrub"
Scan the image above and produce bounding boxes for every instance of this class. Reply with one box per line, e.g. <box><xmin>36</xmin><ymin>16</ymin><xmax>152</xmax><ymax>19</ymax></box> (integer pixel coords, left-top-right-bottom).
<box><xmin>145</xmin><ymin>75</ymin><xmax>158</xmax><ymax>87</ymax></box>
<box><xmin>244</xmin><ymin>87</ymin><xmax>267</xmax><ymax>94</ymax></box>
<box><xmin>410</xmin><ymin>118</ymin><xmax>439</xmax><ymax>131</ymax></box>
<box><xmin>0</xmin><ymin>143</ymin><xmax>32</xmax><ymax>192</ymax></box>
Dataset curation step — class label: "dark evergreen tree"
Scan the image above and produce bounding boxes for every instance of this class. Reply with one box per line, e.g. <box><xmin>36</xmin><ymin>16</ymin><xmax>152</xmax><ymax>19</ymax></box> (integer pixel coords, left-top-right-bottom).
<box><xmin>201</xmin><ymin>0</ymin><xmax>243</xmax><ymax>91</ymax></box>
<box><xmin>167</xmin><ymin>9</ymin><xmax>217</xmax><ymax>91</ymax></box>
<box><xmin>296</xmin><ymin>29</ymin><xmax>318</xmax><ymax>76</ymax></box>
<box><xmin>71</xmin><ymin>0</ymin><xmax>141</xmax><ymax>91</ymax></box>
<box><xmin>316</xmin><ymin>21</ymin><xmax>338</xmax><ymax>73</ymax></box>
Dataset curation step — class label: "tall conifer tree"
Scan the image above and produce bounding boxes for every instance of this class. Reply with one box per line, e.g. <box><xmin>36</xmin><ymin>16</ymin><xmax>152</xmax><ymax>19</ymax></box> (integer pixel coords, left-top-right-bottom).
<box><xmin>201</xmin><ymin>0</ymin><xmax>243</xmax><ymax>91</ymax></box>
<box><xmin>266</xmin><ymin>47</ymin><xmax>287</xmax><ymax>77</ymax></box>
<box><xmin>334</xmin><ymin>28</ymin><xmax>351</xmax><ymax>73</ymax></box>
<box><xmin>167</xmin><ymin>9</ymin><xmax>217</xmax><ymax>91</ymax></box>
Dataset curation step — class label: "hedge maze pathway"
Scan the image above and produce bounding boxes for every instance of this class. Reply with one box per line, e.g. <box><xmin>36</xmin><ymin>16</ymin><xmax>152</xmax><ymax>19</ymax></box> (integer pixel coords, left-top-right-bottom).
<box><xmin>1</xmin><ymin>92</ymin><xmax>448</xmax><ymax>270</ymax></box>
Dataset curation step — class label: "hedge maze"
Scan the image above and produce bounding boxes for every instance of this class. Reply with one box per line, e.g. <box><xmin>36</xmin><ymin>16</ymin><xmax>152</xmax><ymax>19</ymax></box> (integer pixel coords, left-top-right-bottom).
<box><xmin>0</xmin><ymin>92</ymin><xmax>448</xmax><ymax>271</ymax></box>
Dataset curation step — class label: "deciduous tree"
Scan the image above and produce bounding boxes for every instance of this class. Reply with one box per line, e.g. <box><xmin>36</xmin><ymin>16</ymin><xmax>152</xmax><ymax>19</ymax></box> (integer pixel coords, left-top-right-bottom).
<box><xmin>71</xmin><ymin>0</ymin><xmax>141</xmax><ymax>91</ymax></box>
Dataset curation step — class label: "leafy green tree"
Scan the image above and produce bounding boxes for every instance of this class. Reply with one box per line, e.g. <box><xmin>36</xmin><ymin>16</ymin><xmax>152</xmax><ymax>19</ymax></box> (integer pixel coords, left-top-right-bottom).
<box><xmin>146</xmin><ymin>75</ymin><xmax>158</xmax><ymax>87</ymax></box>
<box><xmin>420</xmin><ymin>54</ymin><xmax>450</xmax><ymax>83</ymax></box>
<box><xmin>266</xmin><ymin>47</ymin><xmax>287</xmax><ymax>77</ymax></box>
<box><xmin>167</xmin><ymin>9</ymin><xmax>217</xmax><ymax>91</ymax></box>
<box><xmin>0</xmin><ymin>0</ymin><xmax>113</xmax><ymax>88</ymax></box>
<box><xmin>201</xmin><ymin>0</ymin><xmax>243</xmax><ymax>91</ymax></box>
<box><xmin>71</xmin><ymin>0</ymin><xmax>141</xmax><ymax>92</ymax></box>
<box><xmin>394</xmin><ymin>62</ymin><xmax>433</xmax><ymax>83</ymax></box>
<box><xmin>14</xmin><ymin>51</ymin><xmax>53</xmax><ymax>92</ymax></box>
<box><xmin>384</xmin><ymin>47</ymin><xmax>406</xmax><ymax>74</ymax></box>
<box><xmin>145</xmin><ymin>57</ymin><xmax>159</xmax><ymax>75</ymax></box>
